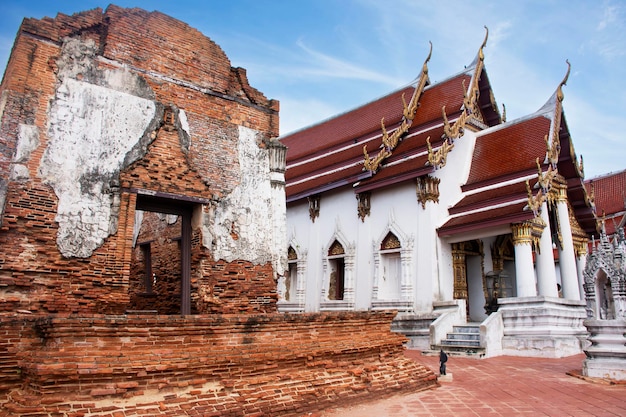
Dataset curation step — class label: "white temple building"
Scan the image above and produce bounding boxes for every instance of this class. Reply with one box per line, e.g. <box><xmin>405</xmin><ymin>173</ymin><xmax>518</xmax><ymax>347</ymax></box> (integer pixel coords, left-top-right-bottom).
<box><xmin>278</xmin><ymin>29</ymin><xmax>625</xmax><ymax>358</ymax></box>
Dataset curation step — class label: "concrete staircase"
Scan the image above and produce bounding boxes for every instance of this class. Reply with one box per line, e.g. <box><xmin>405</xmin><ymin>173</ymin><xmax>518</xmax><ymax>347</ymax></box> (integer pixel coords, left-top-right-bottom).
<box><xmin>391</xmin><ymin>312</ymin><xmax>438</xmax><ymax>349</ymax></box>
<box><xmin>438</xmin><ymin>323</ymin><xmax>485</xmax><ymax>356</ymax></box>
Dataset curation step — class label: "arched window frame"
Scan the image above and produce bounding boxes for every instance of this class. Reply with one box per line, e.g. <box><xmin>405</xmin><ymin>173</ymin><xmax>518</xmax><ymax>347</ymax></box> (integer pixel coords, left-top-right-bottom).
<box><xmin>277</xmin><ymin>237</ymin><xmax>307</xmax><ymax>312</ymax></box>
<box><xmin>371</xmin><ymin>220</ymin><xmax>414</xmax><ymax>311</ymax></box>
<box><xmin>320</xmin><ymin>227</ymin><xmax>355</xmax><ymax>311</ymax></box>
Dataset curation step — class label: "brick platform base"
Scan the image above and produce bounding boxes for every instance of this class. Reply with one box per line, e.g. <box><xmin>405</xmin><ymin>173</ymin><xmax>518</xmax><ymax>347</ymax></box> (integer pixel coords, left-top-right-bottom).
<box><xmin>0</xmin><ymin>311</ymin><xmax>437</xmax><ymax>416</ymax></box>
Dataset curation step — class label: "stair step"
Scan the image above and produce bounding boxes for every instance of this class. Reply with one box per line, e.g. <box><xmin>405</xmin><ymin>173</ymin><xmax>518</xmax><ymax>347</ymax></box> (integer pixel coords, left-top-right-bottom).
<box><xmin>440</xmin><ymin>339</ymin><xmax>481</xmax><ymax>347</ymax></box>
<box><xmin>452</xmin><ymin>325</ymin><xmax>480</xmax><ymax>334</ymax></box>
<box><xmin>445</xmin><ymin>333</ymin><xmax>480</xmax><ymax>341</ymax></box>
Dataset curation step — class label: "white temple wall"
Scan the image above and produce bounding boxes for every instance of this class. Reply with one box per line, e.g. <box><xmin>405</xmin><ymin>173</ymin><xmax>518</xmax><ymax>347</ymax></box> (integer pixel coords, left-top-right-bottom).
<box><xmin>437</xmin><ymin>239</ymin><xmax>455</xmax><ymax>301</ymax></box>
<box><xmin>415</xmin><ymin>197</ymin><xmax>438</xmax><ymax>311</ymax></box>
<box><xmin>369</xmin><ymin>184</ymin><xmax>424</xmax><ymax>309</ymax></box>
<box><xmin>286</xmin><ymin>199</ymin><xmax>321</xmax><ymax>312</ymax></box>
<box><xmin>434</xmin><ymin>130</ymin><xmax>478</xmax><ymax>225</ymax></box>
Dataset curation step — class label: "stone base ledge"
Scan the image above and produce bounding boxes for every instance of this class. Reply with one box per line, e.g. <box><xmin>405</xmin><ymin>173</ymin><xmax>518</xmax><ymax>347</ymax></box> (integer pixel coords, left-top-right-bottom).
<box><xmin>583</xmin><ymin>358</ymin><xmax>626</xmax><ymax>381</ymax></box>
<box><xmin>497</xmin><ymin>296</ymin><xmax>587</xmax><ymax>358</ymax></box>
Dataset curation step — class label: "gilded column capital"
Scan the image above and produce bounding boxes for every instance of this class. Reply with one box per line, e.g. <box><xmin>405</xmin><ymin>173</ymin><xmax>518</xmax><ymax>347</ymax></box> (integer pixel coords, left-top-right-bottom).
<box><xmin>511</xmin><ymin>222</ymin><xmax>534</xmax><ymax>245</ymax></box>
<box><xmin>573</xmin><ymin>238</ymin><xmax>588</xmax><ymax>258</ymax></box>
<box><xmin>511</xmin><ymin>217</ymin><xmax>545</xmax><ymax>251</ymax></box>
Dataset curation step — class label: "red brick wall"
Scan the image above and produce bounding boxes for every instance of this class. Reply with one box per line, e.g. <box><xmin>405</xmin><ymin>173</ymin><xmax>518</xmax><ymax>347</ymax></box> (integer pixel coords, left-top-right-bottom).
<box><xmin>0</xmin><ymin>311</ymin><xmax>437</xmax><ymax>416</ymax></box>
<box><xmin>128</xmin><ymin>212</ymin><xmax>184</xmax><ymax>314</ymax></box>
<box><xmin>0</xmin><ymin>6</ymin><xmax>279</xmax><ymax>315</ymax></box>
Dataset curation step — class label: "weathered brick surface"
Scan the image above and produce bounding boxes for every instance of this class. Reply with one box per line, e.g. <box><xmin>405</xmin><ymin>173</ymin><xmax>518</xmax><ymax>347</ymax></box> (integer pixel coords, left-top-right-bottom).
<box><xmin>0</xmin><ymin>5</ymin><xmax>279</xmax><ymax>315</ymax></box>
<box><xmin>0</xmin><ymin>7</ymin><xmax>437</xmax><ymax>416</ymax></box>
<box><xmin>0</xmin><ymin>311</ymin><xmax>437</xmax><ymax>416</ymax></box>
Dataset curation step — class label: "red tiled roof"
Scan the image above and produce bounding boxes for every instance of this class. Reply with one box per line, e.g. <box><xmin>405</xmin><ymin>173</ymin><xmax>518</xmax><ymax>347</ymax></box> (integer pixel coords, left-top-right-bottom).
<box><xmin>450</xmin><ymin>181</ymin><xmax>532</xmax><ymax>215</ymax></box>
<box><xmin>586</xmin><ymin>169</ymin><xmax>626</xmax><ymax>236</ymax></box>
<box><xmin>353</xmin><ymin>125</ymin><xmax>445</xmax><ymax>192</ymax></box>
<box><xmin>464</xmin><ymin>115</ymin><xmax>551</xmax><ymax>189</ymax></box>
<box><xmin>282</xmin><ymin>71</ymin><xmax>477</xmax><ymax>201</ymax></box>
<box><xmin>282</xmin><ymin>73</ymin><xmax>470</xmax><ymax>162</ymax></box>
<box><xmin>438</xmin><ymin>201</ymin><xmax>533</xmax><ymax>237</ymax></box>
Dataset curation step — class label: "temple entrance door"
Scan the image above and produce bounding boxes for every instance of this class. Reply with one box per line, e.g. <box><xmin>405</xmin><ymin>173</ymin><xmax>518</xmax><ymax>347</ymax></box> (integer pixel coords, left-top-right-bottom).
<box><xmin>452</xmin><ymin>240</ymin><xmax>483</xmax><ymax>320</ymax></box>
<box><xmin>134</xmin><ymin>194</ymin><xmax>193</xmax><ymax>315</ymax></box>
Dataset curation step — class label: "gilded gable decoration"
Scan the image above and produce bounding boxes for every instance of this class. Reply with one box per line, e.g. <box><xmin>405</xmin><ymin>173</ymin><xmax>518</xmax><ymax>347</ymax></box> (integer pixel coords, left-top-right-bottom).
<box><xmin>546</xmin><ymin>61</ymin><xmax>570</xmax><ymax>168</ymax></box>
<box><xmin>381</xmin><ymin>232</ymin><xmax>401</xmax><ymax>250</ymax></box>
<box><xmin>568</xmin><ymin>202</ymin><xmax>589</xmax><ymax>257</ymax></box>
<box><xmin>586</xmin><ymin>180</ymin><xmax>596</xmax><ymax>215</ymax></box>
<box><xmin>575</xmin><ymin>152</ymin><xmax>584</xmax><ymax>178</ymax></box>
<box><xmin>288</xmin><ymin>245</ymin><xmax>298</xmax><ymax>261</ymax></box>
<box><xmin>356</xmin><ymin>192</ymin><xmax>371</xmax><ymax>222</ymax></box>
<box><xmin>328</xmin><ymin>239</ymin><xmax>345</xmax><ymax>256</ymax></box>
<box><xmin>440</xmin><ymin>26</ymin><xmax>489</xmax><ymax>144</ymax></box>
<box><xmin>416</xmin><ymin>175</ymin><xmax>441</xmax><ymax>208</ymax></box>
<box><xmin>362</xmin><ymin>42</ymin><xmax>432</xmax><ymax>173</ymax></box>
<box><xmin>442</xmin><ymin>106</ymin><xmax>467</xmax><ymax>140</ymax></box>
<box><xmin>535</xmin><ymin>157</ymin><xmax>559</xmax><ymax>195</ymax></box>
<box><xmin>425</xmin><ymin>136</ymin><xmax>454</xmax><ymax>169</ymax></box>
<box><xmin>525</xmin><ymin>179</ymin><xmax>545</xmax><ymax>217</ymax></box>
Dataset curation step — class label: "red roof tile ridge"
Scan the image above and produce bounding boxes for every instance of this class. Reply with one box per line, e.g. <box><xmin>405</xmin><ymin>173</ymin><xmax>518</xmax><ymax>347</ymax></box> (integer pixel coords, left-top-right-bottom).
<box><xmin>279</xmin><ymin>78</ymin><xmax>420</xmax><ymax>140</ymax></box>
<box><xmin>285</xmin><ymin>134</ymin><xmax>377</xmax><ymax>169</ymax></box>
<box><xmin>463</xmin><ymin>173</ymin><xmax>537</xmax><ymax>196</ymax></box>
<box><xmin>586</xmin><ymin>168</ymin><xmax>626</xmax><ymax>182</ymax></box>
<box><xmin>475</xmin><ymin>108</ymin><xmax>552</xmax><ymax>138</ymax></box>
<box><xmin>447</xmin><ymin>196</ymin><xmax>529</xmax><ymax>220</ymax></box>
<box><xmin>280</xmin><ymin>64</ymin><xmax>475</xmax><ymax>141</ymax></box>
<box><xmin>287</xmin><ymin>160</ymin><xmax>364</xmax><ymax>187</ymax></box>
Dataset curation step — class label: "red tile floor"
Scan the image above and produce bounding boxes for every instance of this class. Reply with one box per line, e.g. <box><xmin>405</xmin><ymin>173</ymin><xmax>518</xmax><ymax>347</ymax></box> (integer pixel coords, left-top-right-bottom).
<box><xmin>319</xmin><ymin>351</ymin><xmax>626</xmax><ymax>416</ymax></box>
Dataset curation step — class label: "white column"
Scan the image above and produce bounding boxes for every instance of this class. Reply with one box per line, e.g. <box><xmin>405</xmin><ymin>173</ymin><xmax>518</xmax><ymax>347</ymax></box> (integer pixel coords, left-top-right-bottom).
<box><xmin>512</xmin><ymin>223</ymin><xmax>537</xmax><ymax>297</ymax></box>
<box><xmin>574</xmin><ymin>239</ymin><xmax>588</xmax><ymax>302</ymax></box>
<box><xmin>536</xmin><ymin>202</ymin><xmax>559</xmax><ymax>297</ymax></box>
<box><xmin>555</xmin><ymin>189</ymin><xmax>581</xmax><ymax>300</ymax></box>
<box><xmin>576</xmin><ymin>254</ymin><xmax>586</xmax><ymax>301</ymax></box>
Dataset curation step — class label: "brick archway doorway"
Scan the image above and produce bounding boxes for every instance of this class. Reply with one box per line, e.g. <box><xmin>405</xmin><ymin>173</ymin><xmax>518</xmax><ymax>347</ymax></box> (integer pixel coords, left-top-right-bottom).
<box><xmin>134</xmin><ymin>193</ymin><xmax>194</xmax><ymax>315</ymax></box>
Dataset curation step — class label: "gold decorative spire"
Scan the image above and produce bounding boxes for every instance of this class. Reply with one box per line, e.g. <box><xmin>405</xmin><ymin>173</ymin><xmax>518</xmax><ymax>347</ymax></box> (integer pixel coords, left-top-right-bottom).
<box><xmin>439</xmin><ymin>26</ymin><xmax>489</xmax><ymax>146</ymax></box>
<box><xmin>428</xmin><ymin>27</ymin><xmax>489</xmax><ymax>171</ymax></box>
<box><xmin>547</xmin><ymin>60</ymin><xmax>570</xmax><ymax>169</ymax></box>
<box><xmin>463</xmin><ymin>26</ymin><xmax>488</xmax><ymax>117</ymax></box>
<box><xmin>363</xmin><ymin>42</ymin><xmax>432</xmax><ymax>173</ymax></box>
<box><xmin>556</xmin><ymin>59</ymin><xmax>571</xmax><ymax>103</ymax></box>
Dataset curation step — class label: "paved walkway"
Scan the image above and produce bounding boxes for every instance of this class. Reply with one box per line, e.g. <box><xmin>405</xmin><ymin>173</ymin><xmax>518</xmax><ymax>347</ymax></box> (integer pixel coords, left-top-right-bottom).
<box><xmin>320</xmin><ymin>351</ymin><xmax>626</xmax><ymax>416</ymax></box>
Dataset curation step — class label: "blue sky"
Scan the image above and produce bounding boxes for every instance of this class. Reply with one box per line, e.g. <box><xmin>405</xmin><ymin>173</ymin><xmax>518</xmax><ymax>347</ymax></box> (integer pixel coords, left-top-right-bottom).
<box><xmin>1</xmin><ymin>0</ymin><xmax>624</xmax><ymax>179</ymax></box>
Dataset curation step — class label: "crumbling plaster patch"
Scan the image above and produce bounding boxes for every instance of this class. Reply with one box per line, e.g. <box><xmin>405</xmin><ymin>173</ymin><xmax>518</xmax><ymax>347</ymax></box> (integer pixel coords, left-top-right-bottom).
<box><xmin>203</xmin><ymin>126</ymin><xmax>280</xmax><ymax>270</ymax></box>
<box><xmin>39</xmin><ymin>38</ymin><xmax>160</xmax><ymax>258</ymax></box>
<box><xmin>9</xmin><ymin>124</ymin><xmax>40</xmax><ymax>182</ymax></box>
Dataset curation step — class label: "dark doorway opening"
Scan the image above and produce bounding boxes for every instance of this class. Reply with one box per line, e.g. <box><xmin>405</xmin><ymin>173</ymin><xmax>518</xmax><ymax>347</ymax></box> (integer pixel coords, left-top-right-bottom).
<box><xmin>129</xmin><ymin>194</ymin><xmax>194</xmax><ymax>315</ymax></box>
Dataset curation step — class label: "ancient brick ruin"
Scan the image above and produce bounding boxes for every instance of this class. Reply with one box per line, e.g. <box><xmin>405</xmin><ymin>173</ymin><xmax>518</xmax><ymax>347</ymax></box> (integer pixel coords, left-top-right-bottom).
<box><xmin>0</xmin><ymin>5</ymin><xmax>437</xmax><ymax>415</ymax></box>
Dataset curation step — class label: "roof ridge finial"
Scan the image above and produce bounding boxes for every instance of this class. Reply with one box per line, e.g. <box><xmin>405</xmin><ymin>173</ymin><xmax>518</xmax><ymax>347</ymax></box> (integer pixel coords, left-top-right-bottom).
<box><xmin>479</xmin><ymin>26</ymin><xmax>489</xmax><ymax>62</ymax></box>
<box><xmin>557</xmin><ymin>59</ymin><xmax>571</xmax><ymax>103</ymax></box>
<box><xmin>545</xmin><ymin>60</ymin><xmax>570</xmax><ymax>170</ymax></box>
<box><xmin>363</xmin><ymin>42</ymin><xmax>432</xmax><ymax>173</ymax></box>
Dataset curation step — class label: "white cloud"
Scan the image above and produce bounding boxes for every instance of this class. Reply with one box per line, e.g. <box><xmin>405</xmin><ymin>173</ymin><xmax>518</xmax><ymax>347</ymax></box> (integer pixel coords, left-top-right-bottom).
<box><xmin>293</xmin><ymin>39</ymin><xmax>404</xmax><ymax>86</ymax></box>
<box><xmin>278</xmin><ymin>97</ymin><xmax>340</xmax><ymax>136</ymax></box>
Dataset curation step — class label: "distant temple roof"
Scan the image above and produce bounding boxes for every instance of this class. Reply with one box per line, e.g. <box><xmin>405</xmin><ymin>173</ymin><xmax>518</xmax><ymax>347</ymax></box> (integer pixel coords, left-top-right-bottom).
<box><xmin>281</xmin><ymin>29</ymin><xmax>612</xmax><ymax>240</ymax></box>
<box><xmin>281</xmin><ymin>30</ymin><xmax>500</xmax><ymax>203</ymax></box>
<box><xmin>586</xmin><ymin>169</ymin><xmax>626</xmax><ymax>237</ymax></box>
